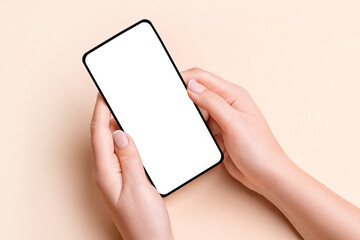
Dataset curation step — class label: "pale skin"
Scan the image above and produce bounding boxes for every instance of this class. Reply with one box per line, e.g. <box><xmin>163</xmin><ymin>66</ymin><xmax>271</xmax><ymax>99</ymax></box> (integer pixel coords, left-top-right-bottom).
<box><xmin>90</xmin><ymin>67</ymin><xmax>360</xmax><ymax>240</ymax></box>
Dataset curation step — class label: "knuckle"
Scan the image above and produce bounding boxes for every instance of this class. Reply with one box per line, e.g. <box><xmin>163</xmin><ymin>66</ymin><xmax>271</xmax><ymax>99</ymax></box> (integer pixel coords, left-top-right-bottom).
<box><xmin>207</xmin><ymin>91</ymin><xmax>222</xmax><ymax>106</ymax></box>
<box><xmin>237</xmin><ymin>85</ymin><xmax>251</xmax><ymax>97</ymax></box>
<box><xmin>118</xmin><ymin>149</ymin><xmax>138</xmax><ymax>163</ymax></box>
<box><xmin>190</xmin><ymin>67</ymin><xmax>202</xmax><ymax>72</ymax></box>
<box><xmin>187</xmin><ymin>67</ymin><xmax>203</xmax><ymax>74</ymax></box>
<box><xmin>182</xmin><ymin>67</ymin><xmax>205</xmax><ymax>81</ymax></box>
<box><xmin>90</xmin><ymin>121</ymin><xmax>97</xmax><ymax>135</ymax></box>
<box><xmin>115</xmin><ymin>147</ymin><xmax>132</xmax><ymax>160</ymax></box>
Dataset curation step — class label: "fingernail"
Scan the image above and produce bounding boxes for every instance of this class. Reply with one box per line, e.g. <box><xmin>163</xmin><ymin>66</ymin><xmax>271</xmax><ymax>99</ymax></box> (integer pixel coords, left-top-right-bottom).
<box><xmin>113</xmin><ymin>130</ymin><xmax>129</xmax><ymax>149</ymax></box>
<box><xmin>188</xmin><ymin>79</ymin><xmax>205</xmax><ymax>94</ymax></box>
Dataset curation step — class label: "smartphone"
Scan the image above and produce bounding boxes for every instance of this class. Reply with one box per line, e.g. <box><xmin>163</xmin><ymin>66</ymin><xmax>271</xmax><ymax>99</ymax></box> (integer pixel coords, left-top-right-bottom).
<box><xmin>82</xmin><ymin>19</ymin><xmax>223</xmax><ymax>196</ymax></box>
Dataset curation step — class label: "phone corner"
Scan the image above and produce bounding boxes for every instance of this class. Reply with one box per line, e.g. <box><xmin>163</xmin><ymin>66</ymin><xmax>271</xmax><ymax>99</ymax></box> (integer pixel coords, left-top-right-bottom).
<box><xmin>159</xmin><ymin>192</ymin><xmax>170</xmax><ymax>198</ymax></box>
<box><xmin>139</xmin><ymin>18</ymin><xmax>153</xmax><ymax>26</ymax></box>
<box><xmin>82</xmin><ymin>51</ymin><xmax>90</xmax><ymax>66</ymax></box>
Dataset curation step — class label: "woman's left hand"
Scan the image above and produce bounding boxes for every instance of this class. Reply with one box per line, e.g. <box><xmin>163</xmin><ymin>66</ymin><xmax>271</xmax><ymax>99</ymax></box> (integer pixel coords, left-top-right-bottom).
<box><xmin>90</xmin><ymin>94</ymin><xmax>174</xmax><ymax>240</ymax></box>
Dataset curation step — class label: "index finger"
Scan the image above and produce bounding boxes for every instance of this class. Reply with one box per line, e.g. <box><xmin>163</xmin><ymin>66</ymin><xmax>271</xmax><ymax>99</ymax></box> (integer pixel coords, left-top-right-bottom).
<box><xmin>181</xmin><ymin>67</ymin><xmax>240</xmax><ymax>104</ymax></box>
<box><xmin>181</xmin><ymin>67</ymin><xmax>258</xmax><ymax>113</ymax></box>
<box><xmin>90</xmin><ymin>93</ymin><xmax>114</xmax><ymax>160</ymax></box>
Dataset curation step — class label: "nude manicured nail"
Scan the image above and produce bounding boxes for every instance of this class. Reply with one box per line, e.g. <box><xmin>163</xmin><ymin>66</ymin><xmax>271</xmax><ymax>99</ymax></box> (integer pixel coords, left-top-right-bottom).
<box><xmin>113</xmin><ymin>130</ymin><xmax>129</xmax><ymax>149</ymax></box>
<box><xmin>188</xmin><ymin>79</ymin><xmax>205</xmax><ymax>94</ymax></box>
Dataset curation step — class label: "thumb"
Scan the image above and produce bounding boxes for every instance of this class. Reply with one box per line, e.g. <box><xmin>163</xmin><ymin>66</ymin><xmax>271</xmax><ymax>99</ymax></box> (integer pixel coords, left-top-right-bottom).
<box><xmin>187</xmin><ymin>79</ymin><xmax>236</xmax><ymax>132</ymax></box>
<box><xmin>112</xmin><ymin>130</ymin><xmax>147</xmax><ymax>184</ymax></box>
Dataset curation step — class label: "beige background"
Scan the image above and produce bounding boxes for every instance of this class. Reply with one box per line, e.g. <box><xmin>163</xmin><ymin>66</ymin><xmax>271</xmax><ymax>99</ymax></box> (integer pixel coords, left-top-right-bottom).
<box><xmin>1</xmin><ymin>0</ymin><xmax>360</xmax><ymax>239</ymax></box>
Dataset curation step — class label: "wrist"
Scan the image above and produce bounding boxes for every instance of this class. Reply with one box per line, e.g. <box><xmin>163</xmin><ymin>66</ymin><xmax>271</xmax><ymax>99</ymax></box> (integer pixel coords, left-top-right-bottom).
<box><xmin>255</xmin><ymin>155</ymin><xmax>300</xmax><ymax>199</ymax></box>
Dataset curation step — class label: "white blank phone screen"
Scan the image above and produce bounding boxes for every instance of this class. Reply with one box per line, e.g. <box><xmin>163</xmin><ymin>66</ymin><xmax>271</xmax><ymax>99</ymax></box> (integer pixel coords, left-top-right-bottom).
<box><xmin>84</xmin><ymin>21</ymin><xmax>222</xmax><ymax>195</ymax></box>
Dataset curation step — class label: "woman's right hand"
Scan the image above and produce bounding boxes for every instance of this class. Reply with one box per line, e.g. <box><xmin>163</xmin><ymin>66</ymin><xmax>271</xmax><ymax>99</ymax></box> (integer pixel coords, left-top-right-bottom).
<box><xmin>182</xmin><ymin>68</ymin><xmax>360</xmax><ymax>240</ymax></box>
<box><xmin>181</xmin><ymin>67</ymin><xmax>292</xmax><ymax>195</ymax></box>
